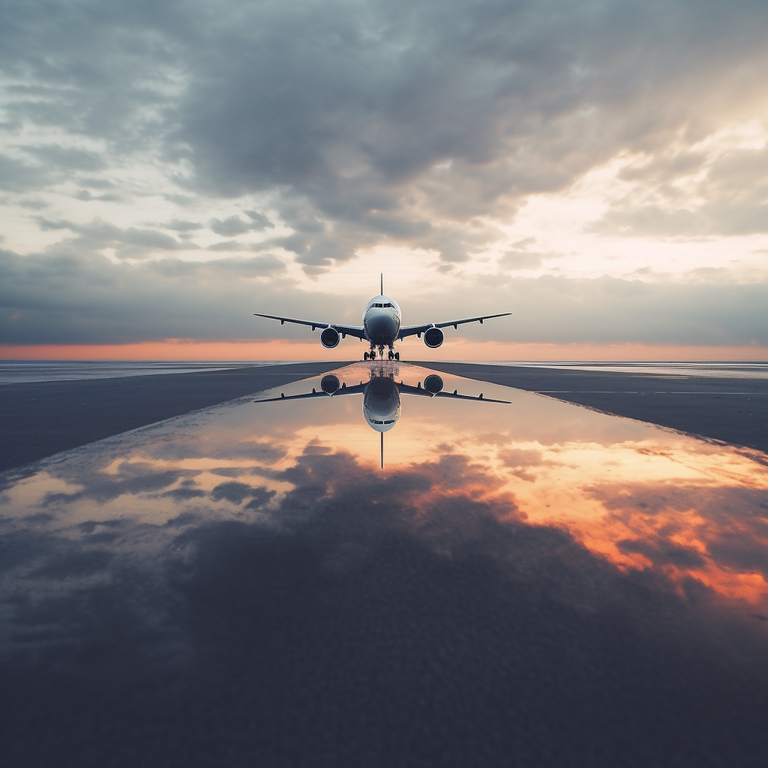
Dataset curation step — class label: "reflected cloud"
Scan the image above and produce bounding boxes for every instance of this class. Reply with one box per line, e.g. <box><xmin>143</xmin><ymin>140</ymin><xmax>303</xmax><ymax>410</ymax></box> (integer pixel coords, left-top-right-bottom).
<box><xmin>2</xmin><ymin>363</ymin><xmax>766</xmax><ymax>611</ymax></box>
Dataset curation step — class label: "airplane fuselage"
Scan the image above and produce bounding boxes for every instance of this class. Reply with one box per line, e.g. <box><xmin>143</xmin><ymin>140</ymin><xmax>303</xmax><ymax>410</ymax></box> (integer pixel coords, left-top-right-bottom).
<box><xmin>362</xmin><ymin>373</ymin><xmax>401</xmax><ymax>432</ymax></box>
<box><xmin>363</xmin><ymin>294</ymin><xmax>401</xmax><ymax>346</ymax></box>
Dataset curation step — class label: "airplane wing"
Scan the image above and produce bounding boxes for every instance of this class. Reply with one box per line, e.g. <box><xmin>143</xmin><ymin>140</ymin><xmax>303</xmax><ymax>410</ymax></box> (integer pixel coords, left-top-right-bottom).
<box><xmin>398</xmin><ymin>383</ymin><xmax>510</xmax><ymax>404</ymax></box>
<box><xmin>254</xmin><ymin>382</ymin><xmax>367</xmax><ymax>403</ymax></box>
<box><xmin>253</xmin><ymin>313</ymin><xmax>366</xmax><ymax>340</ymax></box>
<box><xmin>398</xmin><ymin>313</ymin><xmax>511</xmax><ymax>339</ymax></box>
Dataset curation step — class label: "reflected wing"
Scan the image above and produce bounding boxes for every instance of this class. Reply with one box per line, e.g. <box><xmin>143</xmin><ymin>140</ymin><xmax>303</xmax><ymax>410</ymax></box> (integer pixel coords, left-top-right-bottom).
<box><xmin>398</xmin><ymin>383</ymin><xmax>510</xmax><ymax>404</ymax></box>
<box><xmin>255</xmin><ymin>383</ymin><xmax>367</xmax><ymax>403</ymax></box>
<box><xmin>253</xmin><ymin>313</ymin><xmax>366</xmax><ymax>340</ymax></box>
<box><xmin>398</xmin><ymin>313</ymin><xmax>511</xmax><ymax>339</ymax></box>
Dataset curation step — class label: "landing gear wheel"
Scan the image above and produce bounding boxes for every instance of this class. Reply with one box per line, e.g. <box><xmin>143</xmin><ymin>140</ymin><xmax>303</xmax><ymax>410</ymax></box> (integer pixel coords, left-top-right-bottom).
<box><xmin>369</xmin><ymin>350</ymin><xmax>375</xmax><ymax>360</ymax></box>
<box><xmin>363</xmin><ymin>352</ymin><xmax>369</xmax><ymax>361</ymax></box>
<box><xmin>388</xmin><ymin>351</ymin><xmax>394</xmax><ymax>360</ymax></box>
<box><xmin>395</xmin><ymin>352</ymin><xmax>400</xmax><ymax>361</ymax></box>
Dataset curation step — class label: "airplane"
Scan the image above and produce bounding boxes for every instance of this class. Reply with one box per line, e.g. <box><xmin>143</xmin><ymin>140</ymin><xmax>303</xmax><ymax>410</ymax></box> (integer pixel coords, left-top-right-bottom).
<box><xmin>253</xmin><ymin>275</ymin><xmax>510</xmax><ymax>360</ymax></box>
<box><xmin>255</xmin><ymin>365</ymin><xmax>510</xmax><ymax>468</ymax></box>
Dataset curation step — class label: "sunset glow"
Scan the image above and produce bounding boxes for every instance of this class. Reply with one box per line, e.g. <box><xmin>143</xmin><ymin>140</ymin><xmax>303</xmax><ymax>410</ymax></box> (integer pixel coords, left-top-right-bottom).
<box><xmin>4</xmin><ymin>340</ymin><xmax>768</xmax><ymax>362</ymax></box>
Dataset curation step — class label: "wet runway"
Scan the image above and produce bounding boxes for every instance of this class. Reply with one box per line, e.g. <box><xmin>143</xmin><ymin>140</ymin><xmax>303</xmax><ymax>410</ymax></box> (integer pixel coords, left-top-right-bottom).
<box><xmin>421</xmin><ymin>361</ymin><xmax>768</xmax><ymax>454</ymax></box>
<box><xmin>0</xmin><ymin>362</ymin><xmax>343</xmax><ymax>473</ymax></box>
<box><xmin>2</xmin><ymin>362</ymin><xmax>768</xmax><ymax>766</ymax></box>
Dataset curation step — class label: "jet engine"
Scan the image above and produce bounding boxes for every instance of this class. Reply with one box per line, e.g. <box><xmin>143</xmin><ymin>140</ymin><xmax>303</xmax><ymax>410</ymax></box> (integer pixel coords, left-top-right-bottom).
<box><xmin>320</xmin><ymin>327</ymin><xmax>340</xmax><ymax>348</ymax></box>
<box><xmin>423</xmin><ymin>327</ymin><xmax>444</xmax><ymax>348</ymax></box>
<box><xmin>320</xmin><ymin>374</ymin><xmax>341</xmax><ymax>395</ymax></box>
<box><xmin>423</xmin><ymin>374</ymin><xmax>444</xmax><ymax>394</ymax></box>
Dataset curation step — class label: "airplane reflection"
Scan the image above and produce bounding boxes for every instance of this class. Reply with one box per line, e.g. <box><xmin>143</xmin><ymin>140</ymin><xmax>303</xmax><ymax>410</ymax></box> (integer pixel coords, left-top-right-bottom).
<box><xmin>255</xmin><ymin>363</ymin><xmax>510</xmax><ymax>467</ymax></box>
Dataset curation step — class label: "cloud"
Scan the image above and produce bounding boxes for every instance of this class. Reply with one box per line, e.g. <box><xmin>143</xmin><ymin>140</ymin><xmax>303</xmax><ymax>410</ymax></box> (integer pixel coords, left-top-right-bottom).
<box><xmin>500</xmin><ymin>238</ymin><xmax>565</xmax><ymax>271</ymax></box>
<box><xmin>1</xmin><ymin>0</ymin><xmax>766</xmax><ymax>268</ymax></box>
<box><xmin>2</xmin><ymin>243</ymin><xmax>767</xmax><ymax>346</ymax></box>
<box><xmin>0</xmin><ymin>153</ymin><xmax>53</xmax><ymax>191</ymax></box>
<box><xmin>209</xmin><ymin>214</ymin><xmax>274</xmax><ymax>237</ymax></box>
<box><xmin>1</xmin><ymin>0</ymin><xmax>767</xmax><ymax>347</ymax></box>
<box><xmin>23</xmin><ymin>143</ymin><xmax>106</xmax><ymax>172</ymax></box>
<box><xmin>591</xmin><ymin>145</ymin><xmax>768</xmax><ymax>237</ymax></box>
<box><xmin>163</xmin><ymin>220</ymin><xmax>204</xmax><ymax>232</ymax></box>
<box><xmin>0</xmin><ymin>245</ymin><xmax>291</xmax><ymax>344</ymax></box>
<box><xmin>33</xmin><ymin>217</ymin><xmax>190</xmax><ymax>257</ymax></box>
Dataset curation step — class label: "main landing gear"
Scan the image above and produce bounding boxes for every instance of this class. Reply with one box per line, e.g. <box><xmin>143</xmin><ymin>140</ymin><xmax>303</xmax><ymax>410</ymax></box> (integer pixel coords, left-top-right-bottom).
<box><xmin>364</xmin><ymin>348</ymin><xmax>400</xmax><ymax>361</ymax></box>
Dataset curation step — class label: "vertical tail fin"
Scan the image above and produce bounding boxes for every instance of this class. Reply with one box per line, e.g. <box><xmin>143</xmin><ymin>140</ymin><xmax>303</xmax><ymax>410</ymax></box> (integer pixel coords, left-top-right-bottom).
<box><xmin>380</xmin><ymin>273</ymin><xmax>383</xmax><ymax>296</ymax></box>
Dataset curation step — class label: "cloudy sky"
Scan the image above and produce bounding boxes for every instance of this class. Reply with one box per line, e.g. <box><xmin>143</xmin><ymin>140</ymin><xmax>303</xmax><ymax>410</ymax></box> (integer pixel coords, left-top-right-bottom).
<box><xmin>2</xmin><ymin>0</ymin><xmax>768</xmax><ymax>360</ymax></box>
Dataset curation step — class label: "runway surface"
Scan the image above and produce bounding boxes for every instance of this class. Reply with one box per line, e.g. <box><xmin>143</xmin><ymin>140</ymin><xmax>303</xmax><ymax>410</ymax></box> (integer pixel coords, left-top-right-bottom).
<box><xmin>419</xmin><ymin>361</ymin><xmax>768</xmax><ymax>454</ymax></box>
<box><xmin>0</xmin><ymin>362</ymin><xmax>346</xmax><ymax>473</ymax></box>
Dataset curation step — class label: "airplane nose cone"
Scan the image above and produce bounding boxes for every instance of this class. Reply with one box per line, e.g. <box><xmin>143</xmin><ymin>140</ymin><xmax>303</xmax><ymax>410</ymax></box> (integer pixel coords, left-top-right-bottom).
<box><xmin>363</xmin><ymin>377</ymin><xmax>401</xmax><ymax>431</ymax></box>
<box><xmin>366</xmin><ymin>312</ymin><xmax>397</xmax><ymax>340</ymax></box>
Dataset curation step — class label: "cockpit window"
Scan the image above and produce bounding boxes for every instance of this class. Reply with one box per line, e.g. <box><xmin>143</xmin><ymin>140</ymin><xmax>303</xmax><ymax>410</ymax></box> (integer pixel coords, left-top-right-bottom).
<box><xmin>372</xmin><ymin>303</ymin><xmax>394</xmax><ymax>308</ymax></box>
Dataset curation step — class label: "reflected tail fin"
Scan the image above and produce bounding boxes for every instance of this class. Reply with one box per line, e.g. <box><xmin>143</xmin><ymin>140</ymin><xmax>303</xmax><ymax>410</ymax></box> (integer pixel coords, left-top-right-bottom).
<box><xmin>381</xmin><ymin>431</ymin><xmax>384</xmax><ymax>470</ymax></box>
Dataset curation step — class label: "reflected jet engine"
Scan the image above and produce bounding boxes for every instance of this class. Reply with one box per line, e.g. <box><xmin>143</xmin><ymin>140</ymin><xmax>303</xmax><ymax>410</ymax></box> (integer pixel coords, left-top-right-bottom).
<box><xmin>320</xmin><ymin>374</ymin><xmax>341</xmax><ymax>394</ymax></box>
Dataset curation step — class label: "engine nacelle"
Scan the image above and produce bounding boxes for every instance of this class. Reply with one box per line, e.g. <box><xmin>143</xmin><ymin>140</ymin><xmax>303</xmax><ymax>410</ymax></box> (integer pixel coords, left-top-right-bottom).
<box><xmin>423</xmin><ymin>327</ymin><xmax>444</xmax><ymax>349</ymax></box>
<box><xmin>320</xmin><ymin>327</ymin><xmax>340</xmax><ymax>349</ymax></box>
<box><xmin>423</xmin><ymin>374</ymin><xmax>444</xmax><ymax>395</ymax></box>
<box><xmin>320</xmin><ymin>374</ymin><xmax>341</xmax><ymax>395</ymax></box>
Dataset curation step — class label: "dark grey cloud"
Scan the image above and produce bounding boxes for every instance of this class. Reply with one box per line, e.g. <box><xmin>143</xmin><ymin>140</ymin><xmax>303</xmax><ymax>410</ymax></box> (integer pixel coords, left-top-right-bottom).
<box><xmin>0</xmin><ymin>153</ymin><xmax>53</xmax><ymax>191</ymax></box>
<box><xmin>506</xmin><ymin>276</ymin><xmax>768</xmax><ymax>345</ymax></box>
<box><xmin>209</xmin><ymin>481</ymin><xmax>276</xmax><ymax>508</ymax></box>
<box><xmin>0</xmin><ymin>245</ymin><xmax>293</xmax><ymax>344</ymax></box>
<box><xmin>2</xmin><ymin>244</ymin><xmax>768</xmax><ymax>345</ymax></box>
<box><xmin>33</xmin><ymin>217</ymin><xmax>190</xmax><ymax>256</ymax></box>
<box><xmin>2</xmin><ymin>0</ymin><xmax>767</xmax><ymax>267</ymax></box>
<box><xmin>208</xmin><ymin>213</ymin><xmax>274</xmax><ymax>237</ymax></box>
<box><xmin>24</xmin><ymin>143</ymin><xmax>106</xmax><ymax>172</ymax></box>
<box><xmin>43</xmin><ymin>461</ymin><xmax>191</xmax><ymax>505</ymax></box>
<box><xmin>72</xmin><ymin>188</ymin><xmax>122</xmax><ymax>202</ymax></box>
<box><xmin>163</xmin><ymin>219</ymin><xmax>204</xmax><ymax>232</ymax></box>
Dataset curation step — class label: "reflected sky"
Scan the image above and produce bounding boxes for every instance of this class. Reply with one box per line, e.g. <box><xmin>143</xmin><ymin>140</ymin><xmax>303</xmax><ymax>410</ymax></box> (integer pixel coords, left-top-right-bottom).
<box><xmin>2</xmin><ymin>363</ymin><xmax>768</xmax><ymax>766</ymax></box>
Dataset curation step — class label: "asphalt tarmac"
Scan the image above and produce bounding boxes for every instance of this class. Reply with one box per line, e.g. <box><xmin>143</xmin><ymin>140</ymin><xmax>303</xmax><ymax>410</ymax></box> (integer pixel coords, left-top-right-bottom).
<box><xmin>0</xmin><ymin>362</ymin><xmax>346</xmax><ymax>473</ymax></box>
<box><xmin>419</xmin><ymin>362</ymin><xmax>768</xmax><ymax>455</ymax></box>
